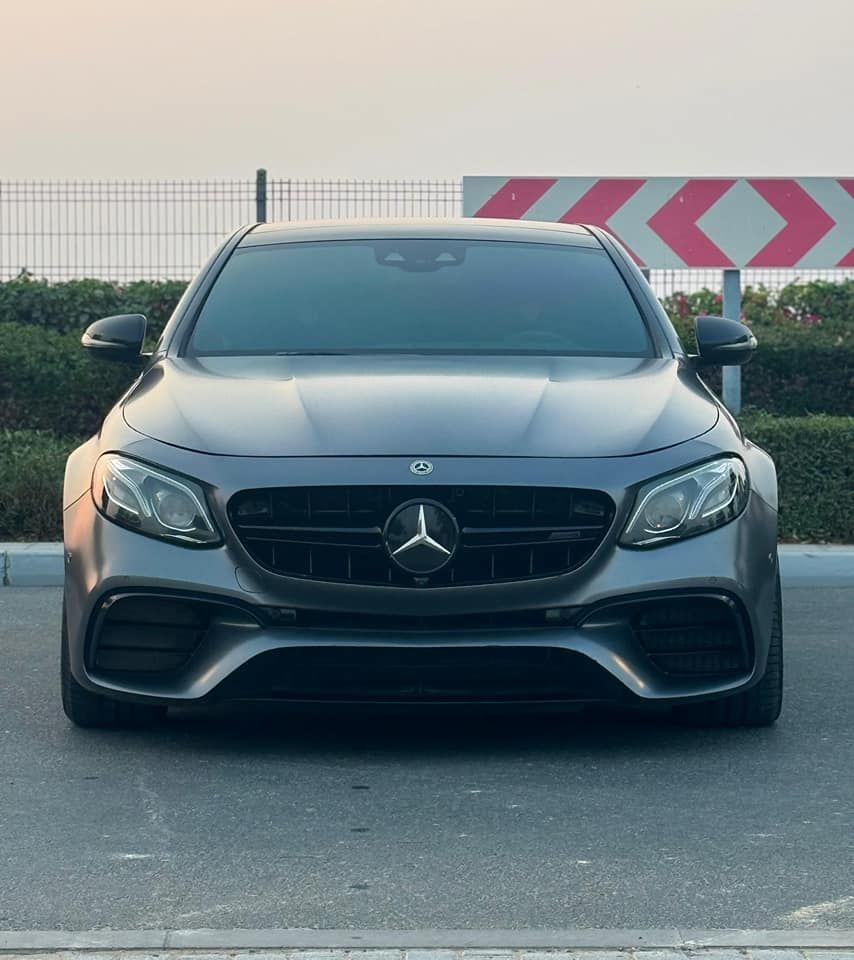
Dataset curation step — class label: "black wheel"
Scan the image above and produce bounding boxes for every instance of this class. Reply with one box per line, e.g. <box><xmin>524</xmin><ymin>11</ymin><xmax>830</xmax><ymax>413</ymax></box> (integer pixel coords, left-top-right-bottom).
<box><xmin>61</xmin><ymin>605</ymin><xmax>167</xmax><ymax>728</ymax></box>
<box><xmin>674</xmin><ymin>571</ymin><xmax>783</xmax><ymax>728</ymax></box>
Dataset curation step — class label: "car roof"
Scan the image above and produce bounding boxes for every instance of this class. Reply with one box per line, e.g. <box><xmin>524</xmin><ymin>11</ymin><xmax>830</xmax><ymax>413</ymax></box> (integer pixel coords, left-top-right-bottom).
<box><xmin>240</xmin><ymin>217</ymin><xmax>600</xmax><ymax>248</ymax></box>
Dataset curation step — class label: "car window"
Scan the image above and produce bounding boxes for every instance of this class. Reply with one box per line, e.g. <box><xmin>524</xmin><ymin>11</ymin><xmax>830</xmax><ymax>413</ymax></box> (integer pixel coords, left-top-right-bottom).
<box><xmin>188</xmin><ymin>239</ymin><xmax>653</xmax><ymax>357</ymax></box>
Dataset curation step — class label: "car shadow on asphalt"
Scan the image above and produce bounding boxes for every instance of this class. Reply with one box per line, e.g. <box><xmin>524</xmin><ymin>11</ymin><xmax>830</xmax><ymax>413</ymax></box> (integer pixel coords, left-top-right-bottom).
<box><xmin>92</xmin><ymin>701</ymin><xmax>779</xmax><ymax>760</ymax></box>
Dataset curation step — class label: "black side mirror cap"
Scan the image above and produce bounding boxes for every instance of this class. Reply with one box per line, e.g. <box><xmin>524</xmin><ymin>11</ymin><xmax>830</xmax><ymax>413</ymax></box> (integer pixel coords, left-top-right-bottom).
<box><xmin>694</xmin><ymin>315</ymin><xmax>757</xmax><ymax>367</ymax></box>
<box><xmin>81</xmin><ymin>314</ymin><xmax>147</xmax><ymax>362</ymax></box>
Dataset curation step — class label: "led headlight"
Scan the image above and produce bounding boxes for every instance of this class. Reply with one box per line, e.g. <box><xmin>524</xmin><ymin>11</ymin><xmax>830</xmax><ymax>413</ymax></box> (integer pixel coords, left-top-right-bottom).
<box><xmin>620</xmin><ymin>456</ymin><xmax>748</xmax><ymax>548</ymax></box>
<box><xmin>92</xmin><ymin>454</ymin><xmax>220</xmax><ymax>546</ymax></box>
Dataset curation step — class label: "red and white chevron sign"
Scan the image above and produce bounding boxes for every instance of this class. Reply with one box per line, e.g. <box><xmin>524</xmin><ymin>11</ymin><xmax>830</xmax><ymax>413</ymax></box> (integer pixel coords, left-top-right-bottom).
<box><xmin>463</xmin><ymin>176</ymin><xmax>854</xmax><ymax>269</ymax></box>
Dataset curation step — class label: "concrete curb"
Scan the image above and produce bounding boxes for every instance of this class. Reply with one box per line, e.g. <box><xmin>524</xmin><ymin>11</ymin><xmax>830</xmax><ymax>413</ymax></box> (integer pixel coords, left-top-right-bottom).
<box><xmin>3</xmin><ymin>544</ymin><xmax>854</xmax><ymax>588</ymax></box>
<box><xmin>1</xmin><ymin>929</ymin><xmax>854</xmax><ymax>951</ymax></box>
<box><xmin>778</xmin><ymin>545</ymin><xmax>854</xmax><ymax>587</ymax></box>
<box><xmin>0</xmin><ymin>542</ymin><xmax>64</xmax><ymax>587</ymax></box>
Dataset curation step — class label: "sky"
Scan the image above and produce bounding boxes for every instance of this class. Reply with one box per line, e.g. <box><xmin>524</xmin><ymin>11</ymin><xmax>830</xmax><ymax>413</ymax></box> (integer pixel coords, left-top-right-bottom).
<box><xmin>2</xmin><ymin>0</ymin><xmax>853</xmax><ymax>180</ymax></box>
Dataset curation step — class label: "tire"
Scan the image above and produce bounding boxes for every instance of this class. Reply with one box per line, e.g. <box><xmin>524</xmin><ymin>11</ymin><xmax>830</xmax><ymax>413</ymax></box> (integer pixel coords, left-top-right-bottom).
<box><xmin>674</xmin><ymin>571</ymin><xmax>783</xmax><ymax>728</ymax></box>
<box><xmin>61</xmin><ymin>605</ymin><xmax>167</xmax><ymax>729</ymax></box>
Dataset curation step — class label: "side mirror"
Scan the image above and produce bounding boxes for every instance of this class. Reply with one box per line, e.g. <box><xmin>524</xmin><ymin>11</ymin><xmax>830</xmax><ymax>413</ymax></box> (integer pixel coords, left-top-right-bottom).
<box><xmin>694</xmin><ymin>315</ymin><xmax>757</xmax><ymax>367</ymax></box>
<box><xmin>81</xmin><ymin>314</ymin><xmax>147</xmax><ymax>363</ymax></box>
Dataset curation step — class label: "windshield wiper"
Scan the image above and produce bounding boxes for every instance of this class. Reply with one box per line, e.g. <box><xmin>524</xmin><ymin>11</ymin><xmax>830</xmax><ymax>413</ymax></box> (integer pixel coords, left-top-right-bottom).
<box><xmin>274</xmin><ymin>351</ymin><xmax>353</xmax><ymax>356</ymax></box>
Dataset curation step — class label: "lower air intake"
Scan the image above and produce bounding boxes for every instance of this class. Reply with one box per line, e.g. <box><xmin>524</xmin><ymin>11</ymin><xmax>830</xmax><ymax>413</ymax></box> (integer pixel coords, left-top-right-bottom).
<box><xmin>90</xmin><ymin>594</ymin><xmax>254</xmax><ymax>676</ymax></box>
<box><xmin>217</xmin><ymin>646</ymin><xmax>625</xmax><ymax>703</ymax></box>
<box><xmin>633</xmin><ymin>596</ymin><xmax>750</xmax><ymax>678</ymax></box>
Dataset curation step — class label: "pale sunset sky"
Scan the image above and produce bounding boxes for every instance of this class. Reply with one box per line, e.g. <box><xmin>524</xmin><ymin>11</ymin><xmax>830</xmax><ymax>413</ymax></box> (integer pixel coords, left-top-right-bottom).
<box><xmin>2</xmin><ymin>0</ymin><xmax>853</xmax><ymax>179</ymax></box>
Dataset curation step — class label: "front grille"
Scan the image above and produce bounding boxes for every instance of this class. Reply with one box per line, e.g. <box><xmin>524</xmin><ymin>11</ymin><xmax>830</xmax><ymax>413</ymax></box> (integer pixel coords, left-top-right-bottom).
<box><xmin>216</xmin><ymin>646</ymin><xmax>625</xmax><ymax>703</ymax></box>
<box><xmin>229</xmin><ymin>485</ymin><xmax>614</xmax><ymax>587</ymax></box>
<box><xmin>633</xmin><ymin>596</ymin><xmax>750</xmax><ymax>677</ymax></box>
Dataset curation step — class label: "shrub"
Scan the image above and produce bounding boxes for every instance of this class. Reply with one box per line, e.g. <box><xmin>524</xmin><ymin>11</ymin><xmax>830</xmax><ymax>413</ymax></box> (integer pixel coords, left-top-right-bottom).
<box><xmin>0</xmin><ymin>430</ymin><xmax>83</xmax><ymax>541</ymax></box>
<box><xmin>739</xmin><ymin>412</ymin><xmax>854</xmax><ymax>542</ymax></box>
<box><xmin>3</xmin><ymin>277</ymin><xmax>850</xmax><ymax>418</ymax></box>
<box><xmin>693</xmin><ymin>346</ymin><xmax>853</xmax><ymax>416</ymax></box>
<box><xmin>3</xmin><ymin>275</ymin><xmax>851</xmax><ymax>346</ymax></box>
<box><xmin>0</xmin><ymin>275</ymin><xmax>186</xmax><ymax>340</ymax></box>
<box><xmin>739</xmin><ymin>345</ymin><xmax>853</xmax><ymax>415</ymax></box>
<box><xmin>0</xmin><ymin>321</ymin><xmax>849</xmax><ymax>439</ymax></box>
<box><xmin>662</xmin><ymin>280</ymin><xmax>854</xmax><ymax>349</ymax></box>
<box><xmin>0</xmin><ymin>322</ymin><xmax>135</xmax><ymax>436</ymax></box>
<box><xmin>662</xmin><ymin>282</ymin><xmax>853</xmax><ymax>415</ymax></box>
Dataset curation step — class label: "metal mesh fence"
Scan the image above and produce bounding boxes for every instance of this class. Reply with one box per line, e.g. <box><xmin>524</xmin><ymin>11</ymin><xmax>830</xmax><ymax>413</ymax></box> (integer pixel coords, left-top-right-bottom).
<box><xmin>1</xmin><ymin>177</ymin><xmax>851</xmax><ymax>293</ymax></box>
<box><xmin>0</xmin><ymin>180</ymin><xmax>255</xmax><ymax>282</ymax></box>
<box><xmin>649</xmin><ymin>267</ymin><xmax>853</xmax><ymax>298</ymax></box>
<box><xmin>268</xmin><ymin>179</ymin><xmax>463</xmax><ymax>222</ymax></box>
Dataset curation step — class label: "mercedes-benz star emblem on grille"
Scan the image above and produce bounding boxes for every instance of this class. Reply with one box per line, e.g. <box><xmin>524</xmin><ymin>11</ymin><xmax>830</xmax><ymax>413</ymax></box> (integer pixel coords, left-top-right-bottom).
<box><xmin>383</xmin><ymin>500</ymin><xmax>459</xmax><ymax>575</ymax></box>
<box><xmin>409</xmin><ymin>459</ymin><xmax>434</xmax><ymax>476</ymax></box>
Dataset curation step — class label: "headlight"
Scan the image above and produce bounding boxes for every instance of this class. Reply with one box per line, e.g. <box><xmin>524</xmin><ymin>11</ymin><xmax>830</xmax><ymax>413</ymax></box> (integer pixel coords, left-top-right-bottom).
<box><xmin>620</xmin><ymin>456</ymin><xmax>748</xmax><ymax>548</ymax></box>
<box><xmin>92</xmin><ymin>454</ymin><xmax>220</xmax><ymax>546</ymax></box>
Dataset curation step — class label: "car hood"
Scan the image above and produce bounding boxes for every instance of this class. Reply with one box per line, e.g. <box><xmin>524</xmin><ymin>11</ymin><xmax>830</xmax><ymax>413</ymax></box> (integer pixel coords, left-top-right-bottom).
<box><xmin>123</xmin><ymin>355</ymin><xmax>718</xmax><ymax>458</ymax></box>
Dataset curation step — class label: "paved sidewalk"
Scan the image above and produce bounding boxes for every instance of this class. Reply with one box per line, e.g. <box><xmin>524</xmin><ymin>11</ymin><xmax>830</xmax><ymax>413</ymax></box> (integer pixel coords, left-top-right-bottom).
<box><xmin>2</xmin><ymin>947</ymin><xmax>854</xmax><ymax>960</ymax></box>
<box><xmin>3</xmin><ymin>930</ymin><xmax>854</xmax><ymax>952</ymax></box>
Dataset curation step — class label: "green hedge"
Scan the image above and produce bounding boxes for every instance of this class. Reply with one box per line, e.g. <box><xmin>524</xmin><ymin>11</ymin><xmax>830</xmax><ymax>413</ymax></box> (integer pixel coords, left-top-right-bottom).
<box><xmin>0</xmin><ymin>276</ymin><xmax>185</xmax><ymax>340</ymax></box>
<box><xmin>0</xmin><ymin>321</ymin><xmax>850</xmax><ymax>439</ymax></box>
<box><xmin>663</xmin><ymin>279</ymin><xmax>854</xmax><ymax>349</ymax></box>
<box><xmin>4</xmin><ymin>274</ymin><xmax>851</xmax><ymax>346</ymax></box>
<box><xmin>743</xmin><ymin>345</ymin><xmax>852</xmax><ymax>416</ymax></box>
<box><xmin>0</xmin><ymin>322</ymin><xmax>133</xmax><ymax>436</ymax></box>
<box><xmin>2</xmin><ymin>417</ymin><xmax>851</xmax><ymax>543</ymax></box>
<box><xmin>739</xmin><ymin>412</ymin><xmax>854</xmax><ymax>543</ymax></box>
<box><xmin>665</xmin><ymin>280</ymin><xmax>853</xmax><ymax>415</ymax></box>
<box><xmin>1</xmin><ymin>277</ymin><xmax>848</xmax><ymax>542</ymax></box>
<box><xmin>0</xmin><ymin>318</ymin><xmax>851</xmax><ymax>437</ymax></box>
<box><xmin>0</xmin><ymin>277</ymin><xmax>854</xmax><ymax>426</ymax></box>
<box><xmin>698</xmin><ymin>344</ymin><xmax>853</xmax><ymax>416</ymax></box>
<box><xmin>2</xmin><ymin>276</ymin><xmax>851</xmax><ymax>420</ymax></box>
<box><xmin>0</xmin><ymin>431</ymin><xmax>82</xmax><ymax>541</ymax></box>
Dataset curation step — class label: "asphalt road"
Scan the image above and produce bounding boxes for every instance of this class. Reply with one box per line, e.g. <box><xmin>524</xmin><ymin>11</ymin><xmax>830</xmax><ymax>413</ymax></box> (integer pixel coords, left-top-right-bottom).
<box><xmin>1</xmin><ymin>586</ymin><xmax>852</xmax><ymax>931</ymax></box>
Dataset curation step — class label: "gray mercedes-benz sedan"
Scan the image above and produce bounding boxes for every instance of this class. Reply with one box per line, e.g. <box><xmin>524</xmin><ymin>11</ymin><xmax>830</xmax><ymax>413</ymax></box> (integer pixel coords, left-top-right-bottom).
<box><xmin>62</xmin><ymin>219</ymin><xmax>782</xmax><ymax>728</ymax></box>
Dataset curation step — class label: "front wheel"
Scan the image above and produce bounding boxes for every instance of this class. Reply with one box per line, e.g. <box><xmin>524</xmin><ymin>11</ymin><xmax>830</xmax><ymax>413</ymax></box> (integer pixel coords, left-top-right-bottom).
<box><xmin>61</xmin><ymin>606</ymin><xmax>167</xmax><ymax>728</ymax></box>
<box><xmin>674</xmin><ymin>572</ymin><xmax>783</xmax><ymax>728</ymax></box>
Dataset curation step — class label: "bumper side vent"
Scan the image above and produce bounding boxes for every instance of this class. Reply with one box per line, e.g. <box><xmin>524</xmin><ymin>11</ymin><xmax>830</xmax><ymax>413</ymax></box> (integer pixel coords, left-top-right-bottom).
<box><xmin>91</xmin><ymin>595</ymin><xmax>254</xmax><ymax>676</ymax></box>
<box><xmin>633</xmin><ymin>596</ymin><xmax>750</xmax><ymax>678</ymax></box>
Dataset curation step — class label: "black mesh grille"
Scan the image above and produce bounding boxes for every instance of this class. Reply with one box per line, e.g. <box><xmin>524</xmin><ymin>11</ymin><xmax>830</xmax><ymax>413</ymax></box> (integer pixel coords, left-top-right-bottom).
<box><xmin>271</xmin><ymin>607</ymin><xmax>578</xmax><ymax>631</ymax></box>
<box><xmin>229</xmin><ymin>485</ymin><xmax>614</xmax><ymax>586</ymax></box>
<box><xmin>216</xmin><ymin>646</ymin><xmax>625</xmax><ymax>703</ymax></box>
<box><xmin>633</xmin><ymin>597</ymin><xmax>750</xmax><ymax>677</ymax></box>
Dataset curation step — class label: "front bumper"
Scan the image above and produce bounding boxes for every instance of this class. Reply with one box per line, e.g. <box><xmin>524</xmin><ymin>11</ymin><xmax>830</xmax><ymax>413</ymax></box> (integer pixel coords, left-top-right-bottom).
<box><xmin>63</xmin><ymin>448</ymin><xmax>779</xmax><ymax>708</ymax></box>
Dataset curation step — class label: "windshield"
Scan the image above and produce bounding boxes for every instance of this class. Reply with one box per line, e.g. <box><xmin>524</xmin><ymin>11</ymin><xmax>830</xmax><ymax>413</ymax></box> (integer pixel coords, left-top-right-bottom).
<box><xmin>188</xmin><ymin>238</ymin><xmax>653</xmax><ymax>357</ymax></box>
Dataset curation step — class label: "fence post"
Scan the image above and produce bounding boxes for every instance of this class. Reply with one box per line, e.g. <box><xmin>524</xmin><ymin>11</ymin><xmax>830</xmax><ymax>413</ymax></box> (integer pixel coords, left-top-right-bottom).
<box><xmin>255</xmin><ymin>169</ymin><xmax>268</xmax><ymax>223</ymax></box>
<box><xmin>722</xmin><ymin>268</ymin><xmax>742</xmax><ymax>414</ymax></box>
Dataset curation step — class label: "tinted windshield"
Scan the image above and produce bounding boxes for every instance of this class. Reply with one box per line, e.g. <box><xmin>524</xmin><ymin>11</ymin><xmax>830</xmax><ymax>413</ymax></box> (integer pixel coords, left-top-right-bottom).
<box><xmin>188</xmin><ymin>239</ymin><xmax>652</xmax><ymax>357</ymax></box>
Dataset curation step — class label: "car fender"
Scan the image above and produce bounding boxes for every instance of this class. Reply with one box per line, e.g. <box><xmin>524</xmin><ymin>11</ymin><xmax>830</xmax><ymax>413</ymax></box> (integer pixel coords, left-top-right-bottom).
<box><xmin>63</xmin><ymin>435</ymin><xmax>99</xmax><ymax>510</ymax></box>
<box><xmin>743</xmin><ymin>438</ymin><xmax>778</xmax><ymax>513</ymax></box>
